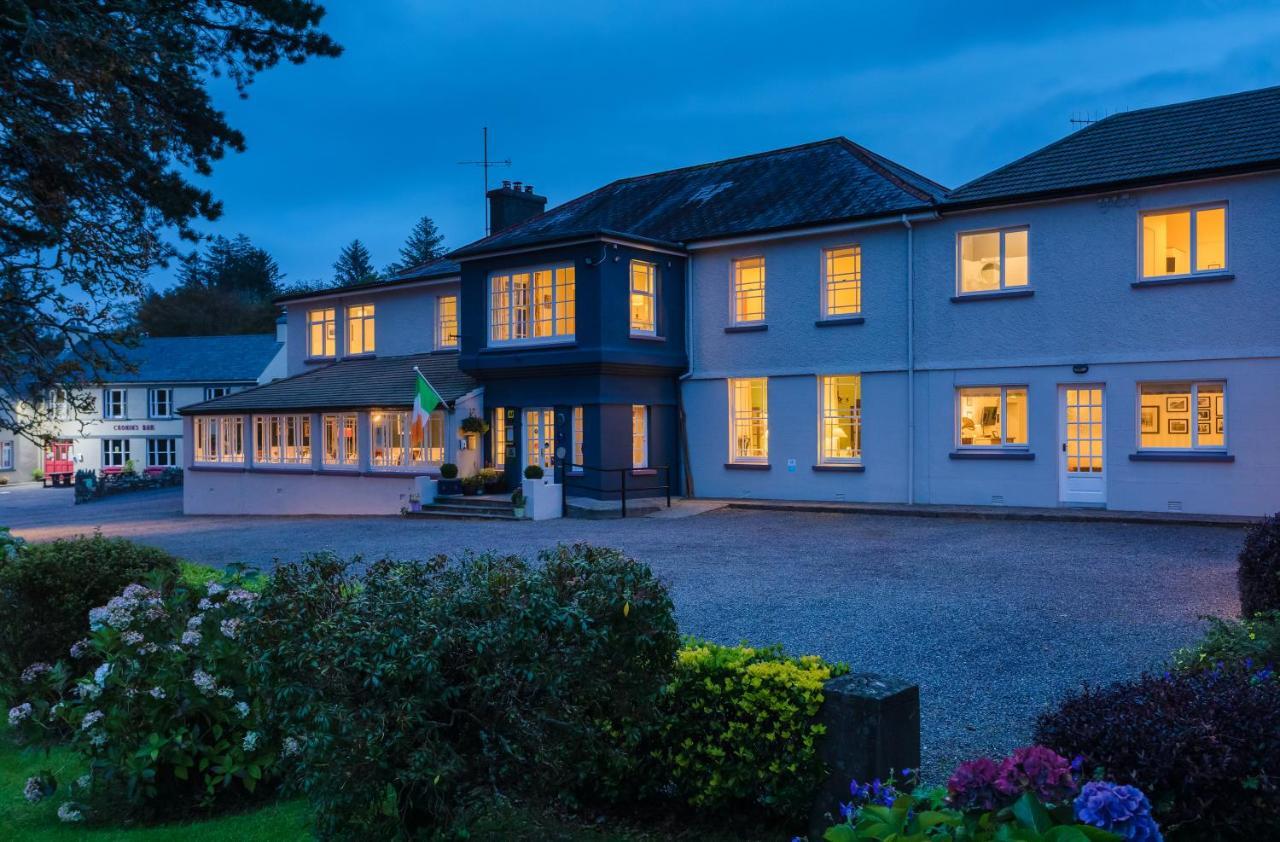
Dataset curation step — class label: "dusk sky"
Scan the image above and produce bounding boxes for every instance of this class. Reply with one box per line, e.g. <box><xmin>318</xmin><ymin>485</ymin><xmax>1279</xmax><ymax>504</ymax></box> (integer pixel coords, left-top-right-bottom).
<box><xmin>173</xmin><ymin>0</ymin><xmax>1280</xmax><ymax>288</ymax></box>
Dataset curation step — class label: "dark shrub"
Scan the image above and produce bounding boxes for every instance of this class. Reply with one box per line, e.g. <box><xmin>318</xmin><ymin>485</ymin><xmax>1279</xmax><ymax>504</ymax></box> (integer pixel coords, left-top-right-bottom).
<box><xmin>246</xmin><ymin>543</ymin><xmax>678</xmax><ymax>838</ymax></box>
<box><xmin>0</xmin><ymin>533</ymin><xmax>179</xmax><ymax>694</ymax></box>
<box><xmin>1034</xmin><ymin>662</ymin><xmax>1280</xmax><ymax>840</ymax></box>
<box><xmin>524</xmin><ymin>464</ymin><xmax>544</xmax><ymax>480</ymax></box>
<box><xmin>1239</xmin><ymin>513</ymin><xmax>1280</xmax><ymax>616</ymax></box>
<box><xmin>439</xmin><ymin>462</ymin><xmax>458</xmax><ymax>479</ymax></box>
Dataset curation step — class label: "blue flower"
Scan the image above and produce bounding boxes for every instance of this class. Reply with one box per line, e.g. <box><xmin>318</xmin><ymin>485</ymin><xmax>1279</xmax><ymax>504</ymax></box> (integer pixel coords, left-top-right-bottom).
<box><xmin>839</xmin><ymin>801</ymin><xmax>855</xmax><ymax>821</ymax></box>
<box><xmin>1074</xmin><ymin>781</ymin><xmax>1163</xmax><ymax>841</ymax></box>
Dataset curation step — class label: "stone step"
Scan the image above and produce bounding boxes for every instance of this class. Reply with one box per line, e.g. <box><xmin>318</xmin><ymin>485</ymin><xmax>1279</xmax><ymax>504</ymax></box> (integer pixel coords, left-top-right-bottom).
<box><xmin>406</xmin><ymin>507</ymin><xmax>520</xmax><ymax>521</ymax></box>
<box><xmin>433</xmin><ymin>495</ymin><xmax>515</xmax><ymax>509</ymax></box>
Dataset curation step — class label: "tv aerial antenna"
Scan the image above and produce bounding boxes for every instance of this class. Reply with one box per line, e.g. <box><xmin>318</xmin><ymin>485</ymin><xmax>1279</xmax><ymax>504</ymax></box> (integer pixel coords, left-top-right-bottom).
<box><xmin>458</xmin><ymin>127</ymin><xmax>511</xmax><ymax>236</ymax></box>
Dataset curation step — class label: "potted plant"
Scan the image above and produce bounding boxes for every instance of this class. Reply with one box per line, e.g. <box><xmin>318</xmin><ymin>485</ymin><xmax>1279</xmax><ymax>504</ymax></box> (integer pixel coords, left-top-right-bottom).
<box><xmin>460</xmin><ymin>415</ymin><xmax>490</xmax><ymax>436</ymax></box>
<box><xmin>437</xmin><ymin>462</ymin><xmax>462</xmax><ymax>496</ymax></box>
<box><xmin>479</xmin><ymin>467</ymin><xmax>504</xmax><ymax>493</ymax></box>
<box><xmin>511</xmin><ymin>487</ymin><xmax>525</xmax><ymax>518</ymax></box>
<box><xmin>461</xmin><ymin>474</ymin><xmax>485</xmax><ymax>496</ymax></box>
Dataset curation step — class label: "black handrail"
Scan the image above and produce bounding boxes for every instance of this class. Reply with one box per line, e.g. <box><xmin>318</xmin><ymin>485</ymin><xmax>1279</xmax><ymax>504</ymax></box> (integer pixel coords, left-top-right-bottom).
<box><xmin>560</xmin><ymin>464</ymin><xmax>671</xmax><ymax>518</ymax></box>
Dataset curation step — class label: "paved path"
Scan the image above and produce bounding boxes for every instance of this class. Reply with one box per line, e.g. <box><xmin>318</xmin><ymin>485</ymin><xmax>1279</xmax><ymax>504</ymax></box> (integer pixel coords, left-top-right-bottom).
<box><xmin>1</xmin><ymin>483</ymin><xmax>1245</xmax><ymax>782</ymax></box>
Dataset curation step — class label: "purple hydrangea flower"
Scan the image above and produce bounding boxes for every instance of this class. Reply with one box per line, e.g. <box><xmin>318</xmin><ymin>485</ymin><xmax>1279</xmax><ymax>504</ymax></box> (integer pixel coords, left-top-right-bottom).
<box><xmin>995</xmin><ymin>746</ymin><xmax>1079</xmax><ymax>804</ymax></box>
<box><xmin>947</xmin><ymin>756</ymin><xmax>1004</xmax><ymax>811</ymax></box>
<box><xmin>1074</xmin><ymin>781</ymin><xmax>1163</xmax><ymax>841</ymax></box>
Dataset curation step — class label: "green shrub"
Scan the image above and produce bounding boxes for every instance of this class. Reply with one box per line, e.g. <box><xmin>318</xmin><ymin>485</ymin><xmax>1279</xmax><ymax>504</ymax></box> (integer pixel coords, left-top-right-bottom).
<box><xmin>655</xmin><ymin>640</ymin><xmax>844</xmax><ymax>816</ymax></box>
<box><xmin>7</xmin><ymin>570</ymin><xmax>278</xmax><ymax>819</ymax></box>
<box><xmin>524</xmin><ymin>464</ymin><xmax>544</xmax><ymax>479</ymax></box>
<box><xmin>1239</xmin><ymin>513</ymin><xmax>1280</xmax><ymax>616</ymax></box>
<box><xmin>1172</xmin><ymin>611</ymin><xmax>1280</xmax><ymax>672</ymax></box>
<box><xmin>0</xmin><ymin>534</ymin><xmax>179</xmax><ymax>695</ymax></box>
<box><xmin>247</xmin><ymin>543</ymin><xmax>678</xmax><ymax>839</ymax></box>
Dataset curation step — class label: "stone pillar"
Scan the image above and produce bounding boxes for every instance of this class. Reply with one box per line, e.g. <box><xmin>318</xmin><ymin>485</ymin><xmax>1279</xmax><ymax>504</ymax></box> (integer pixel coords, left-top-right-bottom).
<box><xmin>808</xmin><ymin>673</ymin><xmax>921</xmax><ymax>839</ymax></box>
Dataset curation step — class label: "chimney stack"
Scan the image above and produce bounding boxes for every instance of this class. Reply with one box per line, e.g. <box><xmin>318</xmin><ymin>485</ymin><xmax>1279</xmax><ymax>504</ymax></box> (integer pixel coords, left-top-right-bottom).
<box><xmin>486</xmin><ymin>180</ymin><xmax>547</xmax><ymax>234</ymax></box>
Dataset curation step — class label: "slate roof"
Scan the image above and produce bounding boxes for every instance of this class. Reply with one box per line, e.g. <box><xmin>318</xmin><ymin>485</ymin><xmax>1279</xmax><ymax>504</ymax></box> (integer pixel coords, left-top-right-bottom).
<box><xmin>946</xmin><ymin>85</ymin><xmax>1280</xmax><ymax>206</ymax></box>
<box><xmin>92</xmin><ymin>335</ymin><xmax>280</xmax><ymax>384</ymax></box>
<box><xmin>451</xmin><ymin>138</ymin><xmax>947</xmax><ymax>258</ymax></box>
<box><xmin>179</xmin><ymin>352</ymin><xmax>477</xmax><ymax>415</ymax></box>
<box><xmin>273</xmin><ymin>257</ymin><xmax>460</xmax><ymax>304</ymax></box>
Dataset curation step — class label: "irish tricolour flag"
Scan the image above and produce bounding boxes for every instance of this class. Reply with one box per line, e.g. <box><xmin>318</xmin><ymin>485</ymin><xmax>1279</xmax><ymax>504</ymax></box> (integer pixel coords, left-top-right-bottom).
<box><xmin>411</xmin><ymin>368</ymin><xmax>444</xmax><ymax>436</ymax></box>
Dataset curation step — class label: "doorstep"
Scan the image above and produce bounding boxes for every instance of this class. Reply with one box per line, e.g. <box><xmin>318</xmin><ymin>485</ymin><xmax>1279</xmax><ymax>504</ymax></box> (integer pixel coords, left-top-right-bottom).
<box><xmin>708</xmin><ymin>498</ymin><xmax>1254</xmax><ymax>527</ymax></box>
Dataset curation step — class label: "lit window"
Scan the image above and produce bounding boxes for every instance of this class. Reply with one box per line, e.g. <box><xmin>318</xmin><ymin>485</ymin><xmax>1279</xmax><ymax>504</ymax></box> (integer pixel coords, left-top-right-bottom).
<box><xmin>204</xmin><ymin>386</ymin><xmax>233</xmax><ymax>401</ymax></box>
<box><xmin>729</xmin><ymin>377</ymin><xmax>768</xmax><ymax>463</ymax></box>
<box><xmin>1141</xmin><ymin>206</ymin><xmax>1227</xmax><ymax>278</ymax></box>
<box><xmin>1138</xmin><ymin>382</ymin><xmax>1225</xmax><ymax>450</ymax></box>
<box><xmin>437</xmin><ymin>295</ymin><xmax>459</xmax><ymax>349</ymax></box>
<box><xmin>322</xmin><ymin>413</ymin><xmax>359</xmax><ymax>466</ymax></box>
<box><xmin>253</xmin><ymin>415</ymin><xmax>312</xmax><ymax>465</ymax></box>
<box><xmin>957</xmin><ymin>387</ymin><xmax>1027</xmax><ymax>448</ymax></box>
<box><xmin>524</xmin><ymin>408</ymin><xmax>555</xmax><ymax>470</ymax></box>
<box><xmin>819</xmin><ymin>375</ymin><xmax>862</xmax><ymax>463</ymax></box>
<box><xmin>632</xmin><ymin>405</ymin><xmax>648</xmax><ymax>469</ymax></box>
<box><xmin>147</xmin><ymin>438</ymin><xmax>178</xmax><ymax>467</ymax></box>
<box><xmin>148</xmin><ymin>388</ymin><xmax>173</xmax><ymax>419</ymax></box>
<box><xmin>308</xmin><ymin>308</ymin><xmax>336</xmax><ymax>358</ymax></box>
<box><xmin>1064</xmin><ymin>387</ymin><xmax>1104</xmax><ymax>473</ymax></box>
<box><xmin>630</xmin><ymin>260</ymin><xmax>657</xmax><ymax>335</ymax></box>
<box><xmin>491</xmin><ymin>408</ymin><xmax>508</xmax><ymax>467</ymax></box>
<box><xmin>370</xmin><ymin>410</ymin><xmax>442</xmax><ymax>468</ymax></box>
<box><xmin>958</xmin><ymin>228</ymin><xmax>1028</xmax><ymax>293</ymax></box>
<box><xmin>571</xmin><ymin>406</ymin><xmax>584</xmax><ymax>472</ymax></box>
<box><xmin>489</xmin><ymin>266</ymin><xmax>575</xmax><ymax>344</ymax></box>
<box><xmin>102</xmin><ymin>388</ymin><xmax>127</xmax><ymax>419</ymax></box>
<box><xmin>102</xmin><ymin>439</ymin><xmax>130</xmax><ymax>468</ymax></box>
<box><xmin>732</xmin><ymin>257</ymin><xmax>766</xmax><ymax>324</ymax></box>
<box><xmin>823</xmin><ymin>247</ymin><xmax>862</xmax><ymax>317</ymax></box>
<box><xmin>346</xmin><ymin>304</ymin><xmax>375</xmax><ymax>355</ymax></box>
<box><xmin>193</xmin><ymin>416</ymin><xmax>244</xmax><ymax>464</ymax></box>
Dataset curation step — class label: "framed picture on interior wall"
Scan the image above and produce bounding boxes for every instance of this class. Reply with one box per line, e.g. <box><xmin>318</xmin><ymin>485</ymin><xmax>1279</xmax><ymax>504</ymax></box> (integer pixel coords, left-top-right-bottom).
<box><xmin>1198</xmin><ymin>422</ymin><xmax>1210</xmax><ymax>435</ymax></box>
<box><xmin>1168</xmin><ymin>418</ymin><xmax>1189</xmax><ymax>435</ymax></box>
<box><xmin>1166</xmin><ymin>396</ymin><xmax>1189</xmax><ymax>413</ymax></box>
<box><xmin>1198</xmin><ymin>408</ymin><xmax>1211</xmax><ymax>422</ymax></box>
<box><xmin>1140</xmin><ymin>405</ymin><xmax>1160</xmax><ymax>433</ymax></box>
<box><xmin>1198</xmin><ymin>395</ymin><xmax>1211</xmax><ymax>409</ymax></box>
<box><xmin>1215</xmin><ymin>395</ymin><xmax>1223</xmax><ymax>416</ymax></box>
<box><xmin>1216</xmin><ymin>418</ymin><xmax>1224</xmax><ymax>434</ymax></box>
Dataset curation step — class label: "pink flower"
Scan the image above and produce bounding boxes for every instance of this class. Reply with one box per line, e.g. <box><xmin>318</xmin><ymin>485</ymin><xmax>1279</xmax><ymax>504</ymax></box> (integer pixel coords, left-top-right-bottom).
<box><xmin>995</xmin><ymin>746</ymin><xmax>1078</xmax><ymax>804</ymax></box>
<box><xmin>947</xmin><ymin>756</ymin><xmax>1004</xmax><ymax>810</ymax></box>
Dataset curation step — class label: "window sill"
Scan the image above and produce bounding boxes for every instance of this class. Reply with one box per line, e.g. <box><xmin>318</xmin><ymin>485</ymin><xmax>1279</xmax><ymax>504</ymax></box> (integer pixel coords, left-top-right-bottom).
<box><xmin>950</xmin><ymin>288</ymin><xmax>1034</xmax><ymax>303</ymax></box>
<box><xmin>1128</xmin><ymin>452</ymin><xmax>1234</xmax><ymax>463</ymax></box>
<box><xmin>1131</xmin><ymin>273</ymin><xmax>1234</xmax><ymax>289</ymax></box>
<box><xmin>480</xmin><ymin>340</ymin><xmax>577</xmax><ymax>353</ymax></box>
<box><xmin>304</xmin><ymin>356</ymin><xmax>336</xmax><ymax>363</ymax></box>
<box><xmin>949</xmin><ymin>450</ymin><xmax>1035</xmax><ymax>461</ymax></box>
<box><xmin>249</xmin><ymin>465</ymin><xmax>315</xmax><ymax>474</ymax></box>
<box><xmin>815</xmin><ymin>316</ymin><xmax>865</xmax><ymax>328</ymax></box>
<box><xmin>341</xmin><ymin>353</ymin><xmax>376</xmax><ymax>361</ymax></box>
<box><xmin>319</xmin><ymin>467</ymin><xmax>362</xmax><ymax>475</ymax></box>
<box><xmin>724</xmin><ymin>324</ymin><xmax>767</xmax><ymax>334</ymax></box>
<box><xmin>629</xmin><ymin>333</ymin><xmax>666</xmax><ymax>342</ymax></box>
<box><xmin>724</xmin><ymin>462</ymin><xmax>770</xmax><ymax>470</ymax></box>
<box><xmin>812</xmin><ymin>463</ymin><xmax>865</xmax><ymax>472</ymax></box>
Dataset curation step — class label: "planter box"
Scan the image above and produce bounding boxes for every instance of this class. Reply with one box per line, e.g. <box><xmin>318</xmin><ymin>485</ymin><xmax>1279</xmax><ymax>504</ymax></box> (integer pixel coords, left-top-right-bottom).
<box><xmin>414</xmin><ymin>477</ymin><xmax>437</xmax><ymax>506</ymax></box>
<box><xmin>436</xmin><ymin>478</ymin><xmax>462</xmax><ymax>496</ymax></box>
<box><xmin>521</xmin><ymin>478</ymin><xmax>562</xmax><ymax>521</ymax></box>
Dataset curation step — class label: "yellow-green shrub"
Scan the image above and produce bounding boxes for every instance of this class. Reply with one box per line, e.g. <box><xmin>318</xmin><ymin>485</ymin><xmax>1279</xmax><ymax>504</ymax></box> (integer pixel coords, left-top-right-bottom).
<box><xmin>656</xmin><ymin>639</ymin><xmax>842</xmax><ymax>815</ymax></box>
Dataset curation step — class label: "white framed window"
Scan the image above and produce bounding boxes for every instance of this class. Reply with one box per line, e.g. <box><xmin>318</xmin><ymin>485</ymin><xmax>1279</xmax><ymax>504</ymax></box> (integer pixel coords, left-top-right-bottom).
<box><xmin>102</xmin><ymin>438</ymin><xmax>130</xmax><ymax>468</ymax></box>
<box><xmin>253</xmin><ymin>415</ymin><xmax>313</xmax><ymax>466</ymax></box>
<box><xmin>571</xmin><ymin>406</ymin><xmax>584</xmax><ymax>472</ymax></box>
<box><xmin>193</xmin><ymin>416</ymin><xmax>245</xmax><ymax>464</ymax></box>
<box><xmin>1138</xmin><ymin>382</ymin><xmax>1225</xmax><ymax>450</ymax></box>
<box><xmin>732</xmin><ymin>256</ymin><xmax>766</xmax><ymax>324</ymax></box>
<box><xmin>491</xmin><ymin>407</ymin><xmax>509</xmax><ymax>467</ymax></box>
<box><xmin>488</xmin><ymin>265</ymin><xmax>575</xmax><ymax>345</ymax></box>
<box><xmin>370</xmin><ymin>410</ymin><xmax>443</xmax><ymax>469</ymax></box>
<box><xmin>346</xmin><ymin>304</ymin><xmax>375</xmax><ymax>355</ymax></box>
<box><xmin>48</xmin><ymin>389</ymin><xmax>73</xmax><ymax>419</ymax></box>
<box><xmin>823</xmin><ymin>246</ymin><xmax>862</xmax><ymax>317</ymax></box>
<box><xmin>819</xmin><ymin>375</ymin><xmax>862</xmax><ymax>463</ymax></box>
<box><xmin>148</xmin><ymin>388</ymin><xmax>173</xmax><ymax>419</ymax></box>
<box><xmin>729</xmin><ymin>377</ymin><xmax>768</xmax><ymax>463</ymax></box>
<box><xmin>322</xmin><ymin>413</ymin><xmax>359</xmax><ymax>467</ymax></box>
<box><xmin>630</xmin><ymin>260</ymin><xmax>657</xmax><ymax>335</ymax></box>
<box><xmin>147</xmin><ymin>437</ymin><xmax>178</xmax><ymax>467</ymax></box>
<box><xmin>631</xmin><ymin>405</ymin><xmax>648</xmax><ymax>469</ymax></box>
<box><xmin>102</xmin><ymin>388</ymin><xmax>127</xmax><ymax>419</ymax></box>
<box><xmin>436</xmin><ymin>295</ymin><xmax>459</xmax><ymax>349</ymax></box>
<box><xmin>1</xmin><ymin>441</ymin><xmax>13</xmax><ymax>470</ymax></box>
<box><xmin>957</xmin><ymin>386</ymin><xmax>1028</xmax><ymax>448</ymax></box>
<box><xmin>524</xmin><ymin>408</ymin><xmax>555</xmax><ymax>471</ymax></box>
<box><xmin>308</xmin><ymin>308</ymin><xmax>336</xmax><ymax>358</ymax></box>
<box><xmin>1141</xmin><ymin>205</ymin><xmax>1226</xmax><ymax>279</ymax></box>
<box><xmin>958</xmin><ymin>228</ymin><xmax>1029</xmax><ymax>294</ymax></box>
<box><xmin>204</xmin><ymin>386</ymin><xmax>233</xmax><ymax>401</ymax></box>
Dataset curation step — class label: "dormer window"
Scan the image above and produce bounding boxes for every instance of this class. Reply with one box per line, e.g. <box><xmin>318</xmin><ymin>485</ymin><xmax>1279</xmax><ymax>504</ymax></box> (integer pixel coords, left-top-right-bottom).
<box><xmin>1141</xmin><ymin>206</ymin><xmax>1226</xmax><ymax>279</ymax></box>
<box><xmin>308</xmin><ymin>308</ymin><xmax>336</xmax><ymax>358</ymax></box>
<box><xmin>958</xmin><ymin>228</ymin><xmax>1028</xmax><ymax>294</ymax></box>
<box><xmin>488</xmin><ymin>265</ymin><xmax>575</xmax><ymax>345</ymax></box>
<box><xmin>346</xmin><ymin>304</ymin><xmax>375</xmax><ymax>355</ymax></box>
<box><xmin>630</xmin><ymin>260</ymin><xmax>657</xmax><ymax>336</ymax></box>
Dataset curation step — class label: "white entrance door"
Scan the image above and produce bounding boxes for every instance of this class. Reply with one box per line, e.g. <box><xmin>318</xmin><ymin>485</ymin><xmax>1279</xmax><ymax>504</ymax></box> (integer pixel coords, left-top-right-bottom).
<box><xmin>1059</xmin><ymin>385</ymin><xmax>1106</xmax><ymax>506</ymax></box>
<box><xmin>523</xmin><ymin>408</ymin><xmax>555</xmax><ymax>473</ymax></box>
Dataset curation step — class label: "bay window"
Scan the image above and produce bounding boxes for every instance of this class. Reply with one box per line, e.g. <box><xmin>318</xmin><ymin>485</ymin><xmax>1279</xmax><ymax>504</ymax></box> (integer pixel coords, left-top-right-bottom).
<box><xmin>370</xmin><ymin>410</ymin><xmax>443</xmax><ymax>469</ymax></box>
<box><xmin>819</xmin><ymin>375</ymin><xmax>862</xmax><ymax>463</ymax></box>
<box><xmin>308</xmin><ymin>308</ymin><xmax>336</xmax><ymax>358</ymax></box>
<box><xmin>193</xmin><ymin>416</ymin><xmax>244</xmax><ymax>464</ymax></box>
<box><xmin>630</xmin><ymin>260</ymin><xmax>657</xmax><ymax>335</ymax></box>
<box><xmin>346</xmin><ymin>304</ymin><xmax>375</xmax><ymax>355</ymax></box>
<box><xmin>1138</xmin><ymin>382</ymin><xmax>1225</xmax><ymax>450</ymax></box>
<box><xmin>729</xmin><ymin>377</ymin><xmax>768</xmax><ymax>463</ymax></box>
<box><xmin>823</xmin><ymin>246</ymin><xmax>862</xmax><ymax>317</ymax></box>
<box><xmin>254</xmin><ymin>415</ymin><xmax>312</xmax><ymax>465</ymax></box>
<box><xmin>958</xmin><ymin>228</ymin><xmax>1028</xmax><ymax>294</ymax></box>
<box><xmin>732</xmin><ymin>257</ymin><xmax>766</xmax><ymax>324</ymax></box>
<box><xmin>322</xmin><ymin>413</ymin><xmax>359</xmax><ymax>467</ymax></box>
<box><xmin>489</xmin><ymin>265</ymin><xmax>575</xmax><ymax>344</ymax></box>
<box><xmin>958</xmin><ymin>387</ymin><xmax>1027</xmax><ymax>448</ymax></box>
<box><xmin>1141</xmin><ymin>206</ymin><xmax>1226</xmax><ymax>278</ymax></box>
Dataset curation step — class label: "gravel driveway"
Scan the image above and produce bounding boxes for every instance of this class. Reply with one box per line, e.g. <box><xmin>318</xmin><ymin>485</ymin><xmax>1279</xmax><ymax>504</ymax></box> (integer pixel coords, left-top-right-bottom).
<box><xmin>2</xmin><ymin>483</ymin><xmax>1245</xmax><ymax>782</ymax></box>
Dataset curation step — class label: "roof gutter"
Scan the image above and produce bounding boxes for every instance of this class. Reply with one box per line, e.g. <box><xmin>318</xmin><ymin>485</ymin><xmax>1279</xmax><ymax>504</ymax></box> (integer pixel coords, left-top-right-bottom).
<box><xmin>685</xmin><ymin>210</ymin><xmax>939</xmax><ymax>251</ymax></box>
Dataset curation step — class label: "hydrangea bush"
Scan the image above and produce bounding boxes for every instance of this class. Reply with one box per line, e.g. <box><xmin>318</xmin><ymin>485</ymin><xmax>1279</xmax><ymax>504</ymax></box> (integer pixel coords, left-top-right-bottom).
<box><xmin>6</xmin><ymin>570</ymin><xmax>280</xmax><ymax>819</ymax></box>
<box><xmin>817</xmin><ymin>746</ymin><xmax>1161</xmax><ymax>842</ymax></box>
